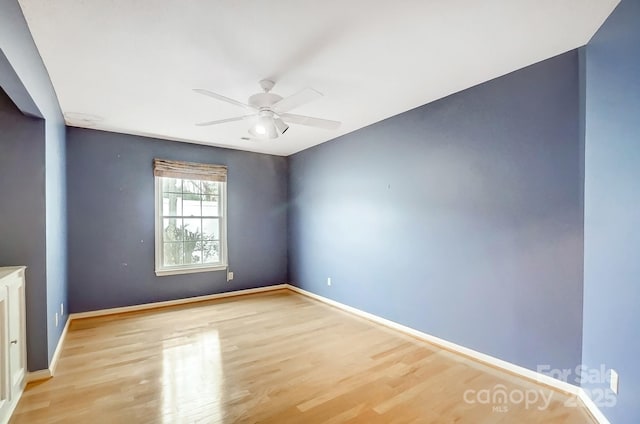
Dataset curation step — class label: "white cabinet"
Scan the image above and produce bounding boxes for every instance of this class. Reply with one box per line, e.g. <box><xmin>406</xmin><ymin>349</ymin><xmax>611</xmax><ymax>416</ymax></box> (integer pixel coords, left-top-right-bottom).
<box><xmin>0</xmin><ymin>267</ymin><xmax>26</xmax><ymax>424</ymax></box>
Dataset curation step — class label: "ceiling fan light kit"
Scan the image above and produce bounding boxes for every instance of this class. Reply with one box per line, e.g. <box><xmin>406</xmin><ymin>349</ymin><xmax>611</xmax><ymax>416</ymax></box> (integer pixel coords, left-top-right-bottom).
<box><xmin>249</xmin><ymin>111</ymin><xmax>282</xmax><ymax>139</ymax></box>
<box><xmin>194</xmin><ymin>79</ymin><xmax>341</xmax><ymax>140</ymax></box>
<box><xmin>273</xmin><ymin>117</ymin><xmax>289</xmax><ymax>135</ymax></box>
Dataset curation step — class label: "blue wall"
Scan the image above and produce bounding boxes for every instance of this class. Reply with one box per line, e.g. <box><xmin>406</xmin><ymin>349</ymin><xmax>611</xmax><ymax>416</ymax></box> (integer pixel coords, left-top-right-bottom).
<box><xmin>5</xmin><ymin>6</ymin><xmax>639</xmax><ymax>414</ymax></box>
<box><xmin>0</xmin><ymin>50</ymin><xmax>41</xmax><ymax>119</ymax></box>
<box><xmin>66</xmin><ymin>128</ymin><xmax>288</xmax><ymax>312</ymax></box>
<box><xmin>583</xmin><ymin>0</ymin><xmax>640</xmax><ymax>422</ymax></box>
<box><xmin>0</xmin><ymin>88</ymin><xmax>49</xmax><ymax>371</ymax></box>
<box><xmin>1</xmin><ymin>0</ymin><xmax>68</xmax><ymax>371</ymax></box>
<box><xmin>45</xmin><ymin>122</ymin><xmax>67</xmax><ymax>363</ymax></box>
<box><xmin>289</xmin><ymin>51</ymin><xmax>584</xmax><ymax>373</ymax></box>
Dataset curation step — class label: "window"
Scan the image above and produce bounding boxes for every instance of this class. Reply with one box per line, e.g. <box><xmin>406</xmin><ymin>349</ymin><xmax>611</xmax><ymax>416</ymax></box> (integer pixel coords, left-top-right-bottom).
<box><xmin>154</xmin><ymin>159</ymin><xmax>227</xmax><ymax>276</ymax></box>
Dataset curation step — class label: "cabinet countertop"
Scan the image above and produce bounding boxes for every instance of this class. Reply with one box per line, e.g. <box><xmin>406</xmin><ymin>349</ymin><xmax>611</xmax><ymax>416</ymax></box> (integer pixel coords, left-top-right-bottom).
<box><xmin>0</xmin><ymin>266</ymin><xmax>26</xmax><ymax>280</ymax></box>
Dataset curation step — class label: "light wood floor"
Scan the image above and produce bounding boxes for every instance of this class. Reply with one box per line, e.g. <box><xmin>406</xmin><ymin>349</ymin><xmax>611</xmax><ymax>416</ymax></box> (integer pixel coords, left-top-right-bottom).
<box><xmin>11</xmin><ymin>290</ymin><xmax>594</xmax><ymax>423</ymax></box>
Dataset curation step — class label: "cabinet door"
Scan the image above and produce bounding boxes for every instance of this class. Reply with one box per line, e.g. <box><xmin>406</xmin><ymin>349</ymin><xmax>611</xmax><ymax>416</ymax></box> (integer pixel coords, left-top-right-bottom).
<box><xmin>0</xmin><ymin>287</ymin><xmax>10</xmax><ymax>419</ymax></box>
<box><xmin>6</xmin><ymin>275</ymin><xmax>26</xmax><ymax>396</ymax></box>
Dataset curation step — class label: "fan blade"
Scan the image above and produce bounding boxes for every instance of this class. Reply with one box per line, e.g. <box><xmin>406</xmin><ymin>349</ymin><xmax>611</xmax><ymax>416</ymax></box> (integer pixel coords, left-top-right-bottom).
<box><xmin>280</xmin><ymin>113</ymin><xmax>341</xmax><ymax>130</ymax></box>
<box><xmin>193</xmin><ymin>89</ymin><xmax>253</xmax><ymax>110</ymax></box>
<box><xmin>272</xmin><ymin>88</ymin><xmax>323</xmax><ymax>114</ymax></box>
<box><xmin>196</xmin><ymin>115</ymin><xmax>252</xmax><ymax>126</ymax></box>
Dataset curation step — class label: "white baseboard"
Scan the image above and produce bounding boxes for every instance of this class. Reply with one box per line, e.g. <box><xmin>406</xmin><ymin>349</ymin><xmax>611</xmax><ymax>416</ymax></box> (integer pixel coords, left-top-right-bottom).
<box><xmin>26</xmin><ymin>315</ymin><xmax>71</xmax><ymax>383</ymax></box>
<box><xmin>49</xmin><ymin>316</ymin><xmax>71</xmax><ymax>375</ymax></box>
<box><xmin>22</xmin><ymin>283</ymin><xmax>610</xmax><ymax>424</ymax></box>
<box><xmin>70</xmin><ymin>284</ymin><xmax>288</xmax><ymax>319</ymax></box>
<box><xmin>579</xmin><ymin>388</ymin><xmax>612</xmax><ymax>424</ymax></box>
<box><xmin>0</xmin><ymin>385</ymin><xmax>24</xmax><ymax>424</ymax></box>
<box><xmin>26</xmin><ymin>284</ymin><xmax>288</xmax><ymax>382</ymax></box>
<box><xmin>285</xmin><ymin>284</ymin><xmax>615</xmax><ymax>422</ymax></box>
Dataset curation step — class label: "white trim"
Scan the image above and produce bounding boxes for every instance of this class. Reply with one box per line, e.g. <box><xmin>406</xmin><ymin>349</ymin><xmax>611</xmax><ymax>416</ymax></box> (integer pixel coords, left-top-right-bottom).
<box><xmin>154</xmin><ymin>176</ymin><xmax>161</xmax><ymax>272</ymax></box>
<box><xmin>20</xmin><ymin>283</ymin><xmax>611</xmax><ymax>424</ymax></box>
<box><xmin>0</xmin><ymin>386</ymin><xmax>24</xmax><ymax>424</ymax></box>
<box><xmin>220</xmin><ymin>178</ymin><xmax>228</xmax><ymax>268</ymax></box>
<box><xmin>285</xmin><ymin>285</ymin><xmax>581</xmax><ymax>395</ymax></box>
<box><xmin>154</xmin><ymin>176</ymin><xmax>229</xmax><ymax>276</ymax></box>
<box><xmin>49</xmin><ymin>317</ymin><xmax>71</xmax><ymax>376</ymax></box>
<box><xmin>155</xmin><ymin>264</ymin><xmax>227</xmax><ymax>277</ymax></box>
<box><xmin>579</xmin><ymin>388</ymin><xmax>612</xmax><ymax>424</ymax></box>
<box><xmin>0</xmin><ymin>267</ymin><xmax>28</xmax><ymax>424</ymax></box>
<box><xmin>25</xmin><ymin>284</ymin><xmax>287</xmax><ymax>383</ymax></box>
<box><xmin>70</xmin><ymin>284</ymin><xmax>288</xmax><ymax>320</ymax></box>
<box><xmin>26</xmin><ymin>312</ymin><xmax>72</xmax><ymax>383</ymax></box>
<box><xmin>286</xmin><ymin>284</ymin><xmax>613</xmax><ymax>423</ymax></box>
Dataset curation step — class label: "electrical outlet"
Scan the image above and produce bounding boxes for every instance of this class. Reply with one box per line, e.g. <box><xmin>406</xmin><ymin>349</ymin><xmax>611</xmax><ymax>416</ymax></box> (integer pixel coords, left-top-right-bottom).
<box><xmin>610</xmin><ymin>369</ymin><xmax>619</xmax><ymax>394</ymax></box>
<box><xmin>55</xmin><ymin>312</ymin><xmax>59</xmax><ymax>327</ymax></box>
<box><xmin>60</xmin><ymin>302</ymin><xmax>64</xmax><ymax>316</ymax></box>
<box><xmin>227</xmin><ymin>271</ymin><xmax>234</xmax><ymax>281</ymax></box>
<box><xmin>327</xmin><ymin>277</ymin><xmax>331</xmax><ymax>286</ymax></box>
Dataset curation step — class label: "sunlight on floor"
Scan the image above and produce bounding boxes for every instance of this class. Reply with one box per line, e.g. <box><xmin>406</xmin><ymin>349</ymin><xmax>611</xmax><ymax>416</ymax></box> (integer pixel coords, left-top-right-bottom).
<box><xmin>162</xmin><ymin>330</ymin><xmax>224</xmax><ymax>423</ymax></box>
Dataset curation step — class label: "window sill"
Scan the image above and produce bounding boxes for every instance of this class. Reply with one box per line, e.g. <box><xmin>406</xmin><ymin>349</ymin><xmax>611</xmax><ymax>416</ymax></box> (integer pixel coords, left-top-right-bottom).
<box><xmin>155</xmin><ymin>264</ymin><xmax>227</xmax><ymax>277</ymax></box>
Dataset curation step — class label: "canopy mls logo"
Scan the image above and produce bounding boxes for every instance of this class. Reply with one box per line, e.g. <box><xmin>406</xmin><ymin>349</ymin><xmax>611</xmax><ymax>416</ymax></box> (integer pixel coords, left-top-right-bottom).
<box><xmin>537</xmin><ymin>364</ymin><xmax>617</xmax><ymax>408</ymax></box>
<box><xmin>463</xmin><ymin>384</ymin><xmax>554</xmax><ymax>412</ymax></box>
<box><xmin>463</xmin><ymin>364</ymin><xmax>617</xmax><ymax>413</ymax></box>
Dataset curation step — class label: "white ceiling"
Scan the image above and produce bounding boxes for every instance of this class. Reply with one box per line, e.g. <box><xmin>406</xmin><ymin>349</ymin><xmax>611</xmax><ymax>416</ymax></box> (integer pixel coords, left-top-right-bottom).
<box><xmin>19</xmin><ymin>0</ymin><xmax>618</xmax><ymax>156</ymax></box>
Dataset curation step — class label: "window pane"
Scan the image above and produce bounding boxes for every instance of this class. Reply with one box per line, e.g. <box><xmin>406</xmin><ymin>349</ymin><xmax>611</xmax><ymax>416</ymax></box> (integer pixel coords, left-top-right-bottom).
<box><xmin>202</xmin><ymin>195</ymin><xmax>219</xmax><ymax>216</ymax></box>
<box><xmin>202</xmin><ymin>218</ymin><xmax>219</xmax><ymax>240</ymax></box>
<box><xmin>183</xmin><ymin>241</ymin><xmax>201</xmax><ymax>264</ymax></box>
<box><xmin>162</xmin><ymin>193</ymin><xmax>183</xmax><ymax>216</ymax></box>
<box><xmin>163</xmin><ymin>242</ymin><xmax>183</xmax><ymax>266</ymax></box>
<box><xmin>202</xmin><ymin>240</ymin><xmax>220</xmax><ymax>264</ymax></box>
<box><xmin>163</xmin><ymin>218</ymin><xmax>183</xmax><ymax>241</ymax></box>
<box><xmin>157</xmin><ymin>177</ymin><xmax>226</xmax><ymax>272</ymax></box>
<box><xmin>182</xmin><ymin>195</ymin><xmax>202</xmax><ymax>217</ymax></box>
<box><xmin>162</xmin><ymin>177</ymin><xmax>182</xmax><ymax>193</ymax></box>
<box><xmin>201</xmin><ymin>181</ymin><xmax>219</xmax><ymax>195</ymax></box>
<box><xmin>183</xmin><ymin>179</ymin><xmax>201</xmax><ymax>195</ymax></box>
<box><xmin>183</xmin><ymin>218</ymin><xmax>202</xmax><ymax>239</ymax></box>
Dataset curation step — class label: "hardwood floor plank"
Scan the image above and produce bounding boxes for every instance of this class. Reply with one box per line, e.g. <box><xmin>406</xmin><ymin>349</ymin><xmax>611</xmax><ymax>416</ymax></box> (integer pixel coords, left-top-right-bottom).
<box><xmin>11</xmin><ymin>291</ymin><xmax>594</xmax><ymax>423</ymax></box>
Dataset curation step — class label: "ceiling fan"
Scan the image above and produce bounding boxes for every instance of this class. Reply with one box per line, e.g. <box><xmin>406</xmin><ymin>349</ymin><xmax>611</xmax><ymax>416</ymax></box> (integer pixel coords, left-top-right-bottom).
<box><xmin>193</xmin><ymin>80</ymin><xmax>341</xmax><ymax>139</ymax></box>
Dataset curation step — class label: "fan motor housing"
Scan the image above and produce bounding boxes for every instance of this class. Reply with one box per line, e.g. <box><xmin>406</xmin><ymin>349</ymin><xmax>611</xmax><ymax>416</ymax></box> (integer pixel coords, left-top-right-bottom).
<box><xmin>249</xmin><ymin>92</ymin><xmax>283</xmax><ymax>109</ymax></box>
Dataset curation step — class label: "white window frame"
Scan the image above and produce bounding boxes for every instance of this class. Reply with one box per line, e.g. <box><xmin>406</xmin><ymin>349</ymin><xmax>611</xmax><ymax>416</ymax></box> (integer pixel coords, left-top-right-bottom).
<box><xmin>154</xmin><ymin>176</ymin><xmax>228</xmax><ymax>276</ymax></box>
